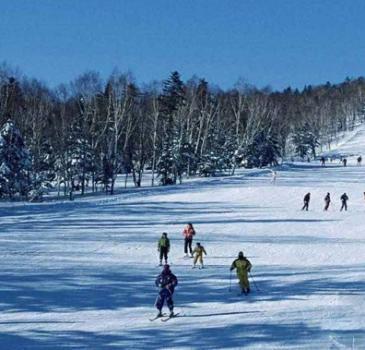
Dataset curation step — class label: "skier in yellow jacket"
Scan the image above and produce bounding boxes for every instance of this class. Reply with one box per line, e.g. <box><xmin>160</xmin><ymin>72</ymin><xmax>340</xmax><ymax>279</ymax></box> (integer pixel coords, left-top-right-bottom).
<box><xmin>230</xmin><ymin>251</ymin><xmax>252</xmax><ymax>294</ymax></box>
<box><xmin>192</xmin><ymin>242</ymin><xmax>207</xmax><ymax>269</ymax></box>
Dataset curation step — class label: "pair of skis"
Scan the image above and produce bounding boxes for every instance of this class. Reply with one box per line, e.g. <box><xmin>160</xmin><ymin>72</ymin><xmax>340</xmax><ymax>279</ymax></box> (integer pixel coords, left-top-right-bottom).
<box><xmin>149</xmin><ymin>312</ymin><xmax>180</xmax><ymax>322</ymax></box>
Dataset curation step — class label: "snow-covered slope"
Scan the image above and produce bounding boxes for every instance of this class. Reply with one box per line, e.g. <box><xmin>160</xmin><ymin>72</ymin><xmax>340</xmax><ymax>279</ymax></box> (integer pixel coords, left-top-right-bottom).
<box><xmin>322</xmin><ymin>124</ymin><xmax>365</xmax><ymax>159</ymax></box>
<box><xmin>1</xmin><ymin>131</ymin><xmax>365</xmax><ymax>349</ymax></box>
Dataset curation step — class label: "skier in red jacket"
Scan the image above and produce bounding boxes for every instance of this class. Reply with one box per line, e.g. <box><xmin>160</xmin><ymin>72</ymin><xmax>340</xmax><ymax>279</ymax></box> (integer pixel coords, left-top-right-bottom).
<box><xmin>183</xmin><ymin>223</ymin><xmax>195</xmax><ymax>257</ymax></box>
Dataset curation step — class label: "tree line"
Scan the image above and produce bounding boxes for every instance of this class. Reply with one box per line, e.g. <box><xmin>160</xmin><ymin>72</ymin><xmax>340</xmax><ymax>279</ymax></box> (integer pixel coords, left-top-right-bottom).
<box><xmin>0</xmin><ymin>62</ymin><xmax>364</xmax><ymax>200</ymax></box>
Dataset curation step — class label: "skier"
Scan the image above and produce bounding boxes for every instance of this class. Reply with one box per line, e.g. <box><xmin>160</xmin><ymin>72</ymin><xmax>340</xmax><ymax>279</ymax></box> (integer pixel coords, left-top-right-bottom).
<box><xmin>192</xmin><ymin>242</ymin><xmax>207</xmax><ymax>269</ymax></box>
<box><xmin>270</xmin><ymin>170</ymin><xmax>277</xmax><ymax>184</ymax></box>
<box><xmin>183</xmin><ymin>223</ymin><xmax>195</xmax><ymax>257</ymax></box>
<box><xmin>301</xmin><ymin>192</ymin><xmax>311</xmax><ymax>211</ymax></box>
<box><xmin>320</xmin><ymin>157</ymin><xmax>325</xmax><ymax>166</ymax></box>
<box><xmin>340</xmin><ymin>193</ymin><xmax>349</xmax><ymax>211</ymax></box>
<box><xmin>155</xmin><ymin>264</ymin><xmax>178</xmax><ymax>317</ymax></box>
<box><xmin>357</xmin><ymin>156</ymin><xmax>362</xmax><ymax>166</ymax></box>
<box><xmin>230</xmin><ymin>251</ymin><xmax>252</xmax><ymax>294</ymax></box>
<box><xmin>342</xmin><ymin>158</ymin><xmax>347</xmax><ymax>167</ymax></box>
<box><xmin>157</xmin><ymin>232</ymin><xmax>170</xmax><ymax>266</ymax></box>
<box><xmin>324</xmin><ymin>192</ymin><xmax>331</xmax><ymax>211</ymax></box>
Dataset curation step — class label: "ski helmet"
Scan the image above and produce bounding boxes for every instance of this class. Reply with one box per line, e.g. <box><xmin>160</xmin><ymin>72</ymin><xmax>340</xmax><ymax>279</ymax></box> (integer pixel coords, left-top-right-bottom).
<box><xmin>238</xmin><ymin>251</ymin><xmax>244</xmax><ymax>258</ymax></box>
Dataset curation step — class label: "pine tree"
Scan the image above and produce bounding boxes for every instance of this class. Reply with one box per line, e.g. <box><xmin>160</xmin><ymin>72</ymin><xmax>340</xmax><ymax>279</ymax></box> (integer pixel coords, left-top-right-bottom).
<box><xmin>0</xmin><ymin>120</ymin><xmax>32</xmax><ymax>199</ymax></box>
<box><xmin>157</xmin><ymin>72</ymin><xmax>185</xmax><ymax>185</ymax></box>
<box><xmin>292</xmin><ymin>123</ymin><xmax>320</xmax><ymax>159</ymax></box>
<box><xmin>29</xmin><ymin>141</ymin><xmax>56</xmax><ymax>201</ymax></box>
<box><xmin>243</xmin><ymin>131</ymin><xmax>281</xmax><ymax>168</ymax></box>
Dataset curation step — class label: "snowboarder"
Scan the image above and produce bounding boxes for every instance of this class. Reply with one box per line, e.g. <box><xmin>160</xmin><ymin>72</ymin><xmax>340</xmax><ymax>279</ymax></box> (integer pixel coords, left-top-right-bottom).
<box><xmin>192</xmin><ymin>242</ymin><xmax>207</xmax><ymax>269</ymax></box>
<box><xmin>183</xmin><ymin>223</ymin><xmax>195</xmax><ymax>257</ymax></box>
<box><xmin>342</xmin><ymin>158</ymin><xmax>347</xmax><ymax>167</ymax></box>
<box><xmin>357</xmin><ymin>156</ymin><xmax>362</xmax><ymax>166</ymax></box>
<box><xmin>324</xmin><ymin>192</ymin><xmax>331</xmax><ymax>211</ymax></box>
<box><xmin>230</xmin><ymin>251</ymin><xmax>252</xmax><ymax>294</ymax></box>
<box><xmin>340</xmin><ymin>193</ymin><xmax>349</xmax><ymax>211</ymax></box>
<box><xmin>302</xmin><ymin>192</ymin><xmax>311</xmax><ymax>211</ymax></box>
<box><xmin>157</xmin><ymin>232</ymin><xmax>170</xmax><ymax>266</ymax></box>
<box><xmin>155</xmin><ymin>264</ymin><xmax>178</xmax><ymax>317</ymax></box>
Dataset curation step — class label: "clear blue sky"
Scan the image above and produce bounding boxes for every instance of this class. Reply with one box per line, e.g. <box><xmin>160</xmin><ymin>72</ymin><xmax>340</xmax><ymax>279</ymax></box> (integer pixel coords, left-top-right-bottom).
<box><xmin>1</xmin><ymin>0</ymin><xmax>365</xmax><ymax>90</ymax></box>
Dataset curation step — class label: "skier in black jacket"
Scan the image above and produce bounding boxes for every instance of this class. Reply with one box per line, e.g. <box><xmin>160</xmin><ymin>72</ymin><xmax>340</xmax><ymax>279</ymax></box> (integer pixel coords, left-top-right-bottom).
<box><xmin>302</xmin><ymin>192</ymin><xmax>311</xmax><ymax>211</ymax></box>
<box><xmin>324</xmin><ymin>193</ymin><xmax>331</xmax><ymax>211</ymax></box>
<box><xmin>340</xmin><ymin>193</ymin><xmax>349</xmax><ymax>211</ymax></box>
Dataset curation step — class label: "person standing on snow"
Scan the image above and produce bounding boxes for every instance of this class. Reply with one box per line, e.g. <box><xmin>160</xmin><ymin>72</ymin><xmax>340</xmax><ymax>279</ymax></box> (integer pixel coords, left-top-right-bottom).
<box><xmin>342</xmin><ymin>158</ymin><xmax>347</xmax><ymax>167</ymax></box>
<box><xmin>230</xmin><ymin>251</ymin><xmax>252</xmax><ymax>294</ymax></box>
<box><xmin>270</xmin><ymin>170</ymin><xmax>277</xmax><ymax>184</ymax></box>
<box><xmin>357</xmin><ymin>156</ymin><xmax>362</xmax><ymax>166</ymax></box>
<box><xmin>183</xmin><ymin>223</ymin><xmax>195</xmax><ymax>257</ymax></box>
<box><xmin>157</xmin><ymin>232</ymin><xmax>170</xmax><ymax>266</ymax></box>
<box><xmin>324</xmin><ymin>193</ymin><xmax>331</xmax><ymax>211</ymax></box>
<box><xmin>340</xmin><ymin>193</ymin><xmax>349</xmax><ymax>211</ymax></box>
<box><xmin>302</xmin><ymin>192</ymin><xmax>311</xmax><ymax>211</ymax></box>
<box><xmin>155</xmin><ymin>264</ymin><xmax>178</xmax><ymax>317</ymax></box>
<box><xmin>192</xmin><ymin>242</ymin><xmax>207</xmax><ymax>269</ymax></box>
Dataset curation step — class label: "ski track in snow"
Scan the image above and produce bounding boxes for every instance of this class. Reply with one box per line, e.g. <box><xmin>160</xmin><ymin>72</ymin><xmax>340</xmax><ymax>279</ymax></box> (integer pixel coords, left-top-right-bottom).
<box><xmin>1</xmin><ymin>134</ymin><xmax>365</xmax><ymax>349</ymax></box>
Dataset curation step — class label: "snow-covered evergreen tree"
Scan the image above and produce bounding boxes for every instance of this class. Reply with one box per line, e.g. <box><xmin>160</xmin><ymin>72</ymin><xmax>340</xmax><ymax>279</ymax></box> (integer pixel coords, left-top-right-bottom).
<box><xmin>0</xmin><ymin>120</ymin><xmax>32</xmax><ymax>199</ymax></box>
<box><xmin>29</xmin><ymin>141</ymin><xmax>56</xmax><ymax>201</ymax></box>
<box><xmin>292</xmin><ymin>123</ymin><xmax>320</xmax><ymax>159</ymax></box>
<box><xmin>157</xmin><ymin>71</ymin><xmax>185</xmax><ymax>185</ymax></box>
<box><xmin>65</xmin><ymin>123</ymin><xmax>94</xmax><ymax>195</ymax></box>
<box><xmin>243</xmin><ymin>131</ymin><xmax>281</xmax><ymax>168</ymax></box>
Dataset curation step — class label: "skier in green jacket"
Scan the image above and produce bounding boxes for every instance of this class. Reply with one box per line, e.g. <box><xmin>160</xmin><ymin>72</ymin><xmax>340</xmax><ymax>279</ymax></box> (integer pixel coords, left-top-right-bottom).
<box><xmin>158</xmin><ymin>232</ymin><xmax>170</xmax><ymax>266</ymax></box>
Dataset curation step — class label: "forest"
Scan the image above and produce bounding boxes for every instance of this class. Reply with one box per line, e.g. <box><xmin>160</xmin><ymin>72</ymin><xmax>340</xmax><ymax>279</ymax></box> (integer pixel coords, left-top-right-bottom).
<box><xmin>0</xmin><ymin>62</ymin><xmax>365</xmax><ymax>200</ymax></box>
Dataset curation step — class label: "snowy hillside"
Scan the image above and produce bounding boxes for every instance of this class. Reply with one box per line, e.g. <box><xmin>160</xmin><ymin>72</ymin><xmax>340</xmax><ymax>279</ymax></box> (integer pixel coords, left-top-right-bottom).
<box><xmin>1</xmin><ymin>130</ymin><xmax>365</xmax><ymax>349</ymax></box>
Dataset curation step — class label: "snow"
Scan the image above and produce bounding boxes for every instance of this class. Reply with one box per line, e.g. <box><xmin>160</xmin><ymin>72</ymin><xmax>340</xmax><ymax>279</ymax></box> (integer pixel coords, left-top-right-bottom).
<box><xmin>1</xmin><ymin>132</ymin><xmax>365</xmax><ymax>349</ymax></box>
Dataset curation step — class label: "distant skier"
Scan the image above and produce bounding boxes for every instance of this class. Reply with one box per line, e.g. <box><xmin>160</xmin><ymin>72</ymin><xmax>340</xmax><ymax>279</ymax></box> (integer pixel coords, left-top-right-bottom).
<box><xmin>183</xmin><ymin>223</ymin><xmax>195</xmax><ymax>257</ymax></box>
<box><xmin>230</xmin><ymin>251</ymin><xmax>252</xmax><ymax>294</ymax></box>
<box><xmin>357</xmin><ymin>156</ymin><xmax>362</xmax><ymax>166</ymax></box>
<box><xmin>342</xmin><ymin>158</ymin><xmax>347</xmax><ymax>167</ymax></box>
<box><xmin>340</xmin><ymin>193</ymin><xmax>349</xmax><ymax>211</ymax></box>
<box><xmin>270</xmin><ymin>170</ymin><xmax>277</xmax><ymax>184</ymax></box>
<box><xmin>301</xmin><ymin>192</ymin><xmax>311</xmax><ymax>211</ymax></box>
<box><xmin>324</xmin><ymin>193</ymin><xmax>331</xmax><ymax>211</ymax></box>
<box><xmin>320</xmin><ymin>157</ymin><xmax>325</xmax><ymax>166</ymax></box>
<box><xmin>157</xmin><ymin>232</ymin><xmax>170</xmax><ymax>266</ymax></box>
<box><xmin>192</xmin><ymin>242</ymin><xmax>207</xmax><ymax>269</ymax></box>
<box><xmin>155</xmin><ymin>264</ymin><xmax>178</xmax><ymax>318</ymax></box>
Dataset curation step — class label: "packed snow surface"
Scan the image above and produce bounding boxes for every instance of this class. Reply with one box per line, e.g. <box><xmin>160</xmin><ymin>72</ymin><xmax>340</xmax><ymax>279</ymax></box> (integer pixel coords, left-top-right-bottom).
<box><xmin>1</xmin><ymin>130</ymin><xmax>365</xmax><ymax>349</ymax></box>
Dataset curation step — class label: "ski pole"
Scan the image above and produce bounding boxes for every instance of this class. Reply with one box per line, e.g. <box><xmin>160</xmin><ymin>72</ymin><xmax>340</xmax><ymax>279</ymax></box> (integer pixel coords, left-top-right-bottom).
<box><xmin>249</xmin><ymin>272</ymin><xmax>261</xmax><ymax>292</ymax></box>
<box><xmin>229</xmin><ymin>270</ymin><xmax>232</xmax><ymax>291</ymax></box>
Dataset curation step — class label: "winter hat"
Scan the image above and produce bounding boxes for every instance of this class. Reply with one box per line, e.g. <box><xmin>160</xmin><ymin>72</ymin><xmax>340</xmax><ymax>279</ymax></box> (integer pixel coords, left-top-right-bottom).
<box><xmin>197</xmin><ymin>242</ymin><xmax>201</xmax><ymax>246</ymax></box>
<box><xmin>163</xmin><ymin>264</ymin><xmax>170</xmax><ymax>273</ymax></box>
<box><xmin>162</xmin><ymin>232</ymin><xmax>167</xmax><ymax>236</ymax></box>
<box><xmin>238</xmin><ymin>251</ymin><xmax>244</xmax><ymax>258</ymax></box>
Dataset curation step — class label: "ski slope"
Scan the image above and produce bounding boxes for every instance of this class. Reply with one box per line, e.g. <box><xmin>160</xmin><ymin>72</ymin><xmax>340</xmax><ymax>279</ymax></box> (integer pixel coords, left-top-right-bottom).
<box><xmin>1</xmin><ymin>132</ymin><xmax>365</xmax><ymax>349</ymax></box>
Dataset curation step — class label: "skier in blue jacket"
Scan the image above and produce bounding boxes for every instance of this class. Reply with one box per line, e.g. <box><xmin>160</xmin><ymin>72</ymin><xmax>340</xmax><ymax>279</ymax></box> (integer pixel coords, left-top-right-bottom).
<box><xmin>155</xmin><ymin>264</ymin><xmax>178</xmax><ymax>317</ymax></box>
